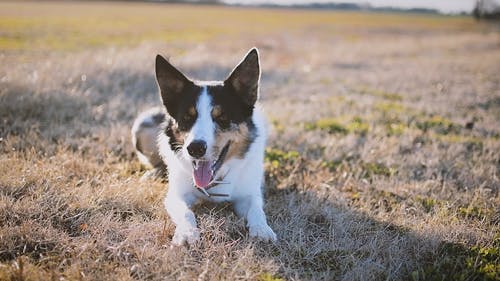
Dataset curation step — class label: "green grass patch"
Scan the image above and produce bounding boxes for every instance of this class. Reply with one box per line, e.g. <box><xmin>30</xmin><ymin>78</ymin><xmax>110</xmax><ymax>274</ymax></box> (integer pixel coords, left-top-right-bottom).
<box><xmin>416</xmin><ymin>115</ymin><xmax>462</xmax><ymax>135</ymax></box>
<box><xmin>304</xmin><ymin>118</ymin><xmax>348</xmax><ymax>134</ymax></box>
<box><xmin>412</xmin><ymin>242</ymin><xmax>500</xmax><ymax>281</ymax></box>
<box><xmin>361</xmin><ymin>162</ymin><xmax>396</xmax><ymax>178</ymax></box>
<box><xmin>321</xmin><ymin>159</ymin><xmax>344</xmax><ymax>171</ymax></box>
<box><xmin>265</xmin><ymin>148</ymin><xmax>300</xmax><ymax>169</ymax></box>
<box><xmin>374</xmin><ymin>102</ymin><xmax>411</xmax><ymax>136</ymax></box>
<box><xmin>457</xmin><ymin>205</ymin><xmax>494</xmax><ymax>223</ymax></box>
<box><xmin>271</xmin><ymin>119</ymin><xmax>285</xmax><ymax>135</ymax></box>
<box><xmin>258</xmin><ymin>273</ymin><xmax>285</xmax><ymax>281</ymax></box>
<box><xmin>434</xmin><ymin>134</ymin><xmax>484</xmax><ymax>151</ymax></box>
<box><xmin>264</xmin><ymin>148</ymin><xmax>302</xmax><ymax>187</ymax></box>
<box><xmin>304</xmin><ymin>117</ymin><xmax>369</xmax><ymax>135</ymax></box>
<box><xmin>416</xmin><ymin>196</ymin><xmax>441</xmax><ymax>213</ymax></box>
<box><xmin>346</xmin><ymin>117</ymin><xmax>369</xmax><ymax>135</ymax></box>
<box><xmin>386</xmin><ymin>122</ymin><xmax>407</xmax><ymax>136</ymax></box>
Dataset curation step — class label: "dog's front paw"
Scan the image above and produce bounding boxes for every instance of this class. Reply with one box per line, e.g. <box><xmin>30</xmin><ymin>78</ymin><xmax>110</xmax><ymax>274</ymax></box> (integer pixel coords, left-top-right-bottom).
<box><xmin>172</xmin><ymin>227</ymin><xmax>200</xmax><ymax>246</ymax></box>
<box><xmin>249</xmin><ymin>224</ymin><xmax>277</xmax><ymax>242</ymax></box>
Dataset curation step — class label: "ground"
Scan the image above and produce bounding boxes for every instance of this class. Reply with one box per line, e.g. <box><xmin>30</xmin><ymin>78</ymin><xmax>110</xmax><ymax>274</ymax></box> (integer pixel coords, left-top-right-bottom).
<box><xmin>0</xmin><ymin>1</ymin><xmax>499</xmax><ymax>280</ymax></box>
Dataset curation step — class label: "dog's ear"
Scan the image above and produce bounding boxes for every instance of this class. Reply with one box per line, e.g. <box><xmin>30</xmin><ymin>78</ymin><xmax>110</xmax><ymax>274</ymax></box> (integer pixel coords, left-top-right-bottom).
<box><xmin>225</xmin><ymin>48</ymin><xmax>260</xmax><ymax>106</ymax></box>
<box><xmin>155</xmin><ymin>54</ymin><xmax>191</xmax><ymax>113</ymax></box>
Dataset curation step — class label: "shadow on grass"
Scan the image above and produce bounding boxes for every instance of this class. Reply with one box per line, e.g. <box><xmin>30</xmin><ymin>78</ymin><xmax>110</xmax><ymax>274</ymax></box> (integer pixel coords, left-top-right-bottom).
<box><xmin>261</xmin><ymin>186</ymin><xmax>498</xmax><ymax>281</ymax></box>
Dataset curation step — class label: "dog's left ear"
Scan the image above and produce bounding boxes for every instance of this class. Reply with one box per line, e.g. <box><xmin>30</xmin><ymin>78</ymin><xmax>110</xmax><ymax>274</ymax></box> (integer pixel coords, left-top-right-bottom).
<box><xmin>225</xmin><ymin>48</ymin><xmax>260</xmax><ymax>106</ymax></box>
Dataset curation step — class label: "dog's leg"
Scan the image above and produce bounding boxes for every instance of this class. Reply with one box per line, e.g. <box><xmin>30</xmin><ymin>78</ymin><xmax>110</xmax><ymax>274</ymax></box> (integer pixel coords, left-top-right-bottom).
<box><xmin>234</xmin><ymin>196</ymin><xmax>277</xmax><ymax>242</ymax></box>
<box><xmin>164</xmin><ymin>190</ymin><xmax>200</xmax><ymax>245</ymax></box>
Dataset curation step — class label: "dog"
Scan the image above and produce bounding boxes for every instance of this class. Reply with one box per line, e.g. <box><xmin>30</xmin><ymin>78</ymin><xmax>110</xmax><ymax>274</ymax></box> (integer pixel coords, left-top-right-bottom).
<box><xmin>132</xmin><ymin>48</ymin><xmax>277</xmax><ymax>245</ymax></box>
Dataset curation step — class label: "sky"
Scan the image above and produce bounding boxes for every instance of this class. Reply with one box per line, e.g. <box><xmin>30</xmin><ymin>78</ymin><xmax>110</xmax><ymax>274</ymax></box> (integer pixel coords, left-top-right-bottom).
<box><xmin>223</xmin><ymin>0</ymin><xmax>478</xmax><ymax>14</ymax></box>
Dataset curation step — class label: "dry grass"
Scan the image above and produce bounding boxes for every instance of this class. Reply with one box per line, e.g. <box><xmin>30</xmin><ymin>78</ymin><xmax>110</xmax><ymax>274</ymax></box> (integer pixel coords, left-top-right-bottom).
<box><xmin>0</xmin><ymin>1</ymin><xmax>499</xmax><ymax>280</ymax></box>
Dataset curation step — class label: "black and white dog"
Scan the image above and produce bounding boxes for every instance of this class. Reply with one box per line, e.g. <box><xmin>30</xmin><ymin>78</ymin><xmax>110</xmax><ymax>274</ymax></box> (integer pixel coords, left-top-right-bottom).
<box><xmin>132</xmin><ymin>48</ymin><xmax>276</xmax><ymax>245</ymax></box>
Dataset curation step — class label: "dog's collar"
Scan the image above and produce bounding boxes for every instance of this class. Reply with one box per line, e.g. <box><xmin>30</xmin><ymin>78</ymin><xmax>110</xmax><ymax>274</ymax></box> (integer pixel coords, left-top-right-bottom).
<box><xmin>195</xmin><ymin>174</ymin><xmax>230</xmax><ymax>197</ymax></box>
<box><xmin>195</xmin><ymin>141</ymin><xmax>231</xmax><ymax>197</ymax></box>
<box><xmin>196</xmin><ymin>186</ymin><xmax>229</xmax><ymax>197</ymax></box>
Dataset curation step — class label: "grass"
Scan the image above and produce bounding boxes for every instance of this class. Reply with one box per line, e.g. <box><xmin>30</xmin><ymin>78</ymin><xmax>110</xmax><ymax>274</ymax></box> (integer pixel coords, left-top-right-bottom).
<box><xmin>0</xmin><ymin>1</ymin><xmax>481</xmax><ymax>53</ymax></box>
<box><xmin>416</xmin><ymin>115</ymin><xmax>462</xmax><ymax>135</ymax></box>
<box><xmin>412</xmin><ymin>242</ymin><xmax>500</xmax><ymax>281</ymax></box>
<box><xmin>1</xmin><ymin>1</ymin><xmax>499</xmax><ymax>280</ymax></box>
<box><xmin>304</xmin><ymin>117</ymin><xmax>369</xmax><ymax>135</ymax></box>
<box><xmin>357</xmin><ymin>86</ymin><xmax>404</xmax><ymax>101</ymax></box>
<box><xmin>265</xmin><ymin>148</ymin><xmax>300</xmax><ymax>169</ymax></box>
<box><xmin>304</xmin><ymin>118</ymin><xmax>349</xmax><ymax>134</ymax></box>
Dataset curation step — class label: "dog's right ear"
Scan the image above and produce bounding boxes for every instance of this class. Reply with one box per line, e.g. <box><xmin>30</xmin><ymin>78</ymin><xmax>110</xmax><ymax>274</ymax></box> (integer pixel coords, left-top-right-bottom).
<box><xmin>155</xmin><ymin>55</ymin><xmax>191</xmax><ymax>113</ymax></box>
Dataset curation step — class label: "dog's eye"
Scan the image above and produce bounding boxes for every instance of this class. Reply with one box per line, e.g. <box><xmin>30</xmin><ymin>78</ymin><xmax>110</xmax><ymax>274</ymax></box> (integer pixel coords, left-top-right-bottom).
<box><xmin>212</xmin><ymin>106</ymin><xmax>230</xmax><ymax>128</ymax></box>
<box><xmin>182</xmin><ymin>107</ymin><xmax>197</xmax><ymax>123</ymax></box>
<box><xmin>188</xmin><ymin>107</ymin><xmax>196</xmax><ymax>116</ymax></box>
<box><xmin>214</xmin><ymin>113</ymin><xmax>230</xmax><ymax>128</ymax></box>
<box><xmin>212</xmin><ymin>106</ymin><xmax>221</xmax><ymax>118</ymax></box>
<box><xmin>217</xmin><ymin>114</ymin><xmax>228</xmax><ymax>122</ymax></box>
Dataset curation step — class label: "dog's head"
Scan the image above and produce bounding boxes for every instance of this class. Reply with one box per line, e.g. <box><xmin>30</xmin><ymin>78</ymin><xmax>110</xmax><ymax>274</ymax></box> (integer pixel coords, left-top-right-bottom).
<box><xmin>156</xmin><ymin>48</ymin><xmax>260</xmax><ymax>189</ymax></box>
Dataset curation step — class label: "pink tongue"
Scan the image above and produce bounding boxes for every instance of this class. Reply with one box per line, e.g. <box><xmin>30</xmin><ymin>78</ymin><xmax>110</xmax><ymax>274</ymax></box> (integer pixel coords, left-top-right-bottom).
<box><xmin>193</xmin><ymin>161</ymin><xmax>213</xmax><ymax>189</ymax></box>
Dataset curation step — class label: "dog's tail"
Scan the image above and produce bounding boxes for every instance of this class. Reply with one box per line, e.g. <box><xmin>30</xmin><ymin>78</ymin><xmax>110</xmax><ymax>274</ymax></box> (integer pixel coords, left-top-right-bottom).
<box><xmin>131</xmin><ymin>107</ymin><xmax>167</xmax><ymax>180</ymax></box>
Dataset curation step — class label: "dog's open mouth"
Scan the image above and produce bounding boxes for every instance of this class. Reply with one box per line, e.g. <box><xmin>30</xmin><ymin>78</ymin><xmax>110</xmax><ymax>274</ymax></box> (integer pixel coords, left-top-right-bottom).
<box><xmin>192</xmin><ymin>160</ymin><xmax>213</xmax><ymax>188</ymax></box>
<box><xmin>192</xmin><ymin>141</ymin><xmax>231</xmax><ymax>189</ymax></box>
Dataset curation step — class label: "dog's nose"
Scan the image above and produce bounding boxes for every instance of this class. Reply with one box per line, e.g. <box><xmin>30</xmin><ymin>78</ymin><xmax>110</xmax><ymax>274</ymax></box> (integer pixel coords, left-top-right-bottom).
<box><xmin>187</xmin><ymin>140</ymin><xmax>207</xmax><ymax>158</ymax></box>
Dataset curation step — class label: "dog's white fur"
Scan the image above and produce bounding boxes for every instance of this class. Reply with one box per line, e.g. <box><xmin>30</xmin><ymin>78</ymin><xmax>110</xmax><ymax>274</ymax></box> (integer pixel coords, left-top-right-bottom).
<box><xmin>134</xmin><ymin>49</ymin><xmax>276</xmax><ymax>245</ymax></box>
<box><xmin>157</xmin><ymin>86</ymin><xmax>276</xmax><ymax>245</ymax></box>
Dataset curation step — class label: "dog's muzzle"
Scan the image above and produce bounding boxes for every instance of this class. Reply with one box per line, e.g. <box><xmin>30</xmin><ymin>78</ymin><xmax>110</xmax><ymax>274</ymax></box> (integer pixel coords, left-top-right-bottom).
<box><xmin>191</xmin><ymin>141</ymin><xmax>231</xmax><ymax>194</ymax></box>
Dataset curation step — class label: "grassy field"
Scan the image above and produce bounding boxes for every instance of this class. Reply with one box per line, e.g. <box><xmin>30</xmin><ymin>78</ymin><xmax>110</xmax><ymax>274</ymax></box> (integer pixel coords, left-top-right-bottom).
<box><xmin>0</xmin><ymin>1</ymin><xmax>499</xmax><ymax>280</ymax></box>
